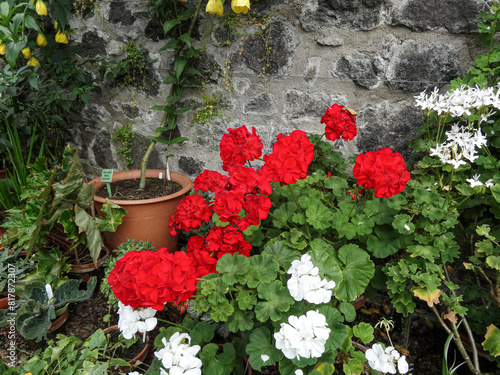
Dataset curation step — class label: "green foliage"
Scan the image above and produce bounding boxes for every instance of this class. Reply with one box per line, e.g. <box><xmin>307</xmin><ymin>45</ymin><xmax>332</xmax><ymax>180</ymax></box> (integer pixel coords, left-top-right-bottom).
<box><xmin>1</xmin><ymin>146</ymin><xmax>127</xmax><ymax>263</ymax></box>
<box><xmin>111</xmin><ymin>123</ymin><xmax>136</xmax><ymax>167</ymax></box>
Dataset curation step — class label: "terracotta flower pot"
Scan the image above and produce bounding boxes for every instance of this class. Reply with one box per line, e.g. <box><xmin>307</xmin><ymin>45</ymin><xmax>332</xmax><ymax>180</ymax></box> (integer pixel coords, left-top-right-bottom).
<box><xmin>47</xmin><ymin>307</ymin><xmax>70</xmax><ymax>333</ymax></box>
<box><xmin>103</xmin><ymin>325</ymin><xmax>149</xmax><ymax>371</ymax></box>
<box><xmin>89</xmin><ymin>170</ymin><xmax>192</xmax><ymax>252</ymax></box>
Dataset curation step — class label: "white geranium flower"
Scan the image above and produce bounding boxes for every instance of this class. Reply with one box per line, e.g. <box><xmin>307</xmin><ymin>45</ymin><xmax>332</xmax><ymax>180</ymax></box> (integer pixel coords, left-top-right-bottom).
<box><xmin>117</xmin><ymin>302</ymin><xmax>157</xmax><ymax>340</ymax></box>
<box><xmin>287</xmin><ymin>254</ymin><xmax>335</xmax><ymax>304</ymax></box>
<box><xmin>274</xmin><ymin>310</ymin><xmax>331</xmax><ymax>360</ymax></box>
<box><xmin>466</xmin><ymin>174</ymin><xmax>484</xmax><ymax>188</ymax></box>
<box><xmin>154</xmin><ymin>332</ymin><xmax>202</xmax><ymax>375</ymax></box>
<box><xmin>295</xmin><ymin>370</ymin><xmax>304</xmax><ymax>375</ymax></box>
<box><xmin>365</xmin><ymin>343</ymin><xmax>409</xmax><ymax>374</ymax></box>
<box><xmin>485</xmin><ymin>179</ymin><xmax>494</xmax><ymax>188</ymax></box>
<box><xmin>128</xmin><ymin>372</ymin><xmax>141</xmax><ymax>375</ymax></box>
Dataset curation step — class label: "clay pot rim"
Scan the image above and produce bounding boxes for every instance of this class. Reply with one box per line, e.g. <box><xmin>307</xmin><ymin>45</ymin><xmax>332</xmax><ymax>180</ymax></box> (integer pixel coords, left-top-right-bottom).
<box><xmin>89</xmin><ymin>169</ymin><xmax>192</xmax><ymax>206</ymax></box>
<box><xmin>102</xmin><ymin>325</ymin><xmax>150</xmax><ymax>365</ymax></box>
<box><xmin>47</xmin><ymin>307</ymin><xmax>69</xmax><ymax>333</ymax></box>
<box><xmin>68</xmin><ymin>246</ymin><xmax>110</xmax><ymax>274</ymax></box>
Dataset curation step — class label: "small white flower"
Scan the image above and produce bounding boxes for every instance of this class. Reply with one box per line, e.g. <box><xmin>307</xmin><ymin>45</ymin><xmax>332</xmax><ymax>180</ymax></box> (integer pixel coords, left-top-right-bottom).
<box><xmin>365</xmin><ymin>343</ymin><xmax>409</xmax><ymax>374</ymax></box>
<box><xmin>398</xmin><ymin>356</ymin><xmax>409</xmax><ymax>374</ymax></box>
<box><xmin>154</xmin><ymin>332</ymin><xmax>202</xmax><ymax>375</ymax></box>
<box><xmin>466</xmin><ymin>174</ymin><xmax>484</xmax><ymax>188</ymax></box>
<box><xmin>485</xmin><ymin>179</ymin><xmax>494</xmax><ymax>188</ymax></box>
<box><xmin>295</xmin><ymin>370</ymin><xmax>304</xmax><ymax>375</ymax></box>
<box><xmin>261</xmin><ymin>354</ymin><xmax>270</xmax><ymax>362</ymax></box>
<box><xmin>117</xmin><ymin>302</ymin><xmax>158</xmax><ymax>340</ymax></box>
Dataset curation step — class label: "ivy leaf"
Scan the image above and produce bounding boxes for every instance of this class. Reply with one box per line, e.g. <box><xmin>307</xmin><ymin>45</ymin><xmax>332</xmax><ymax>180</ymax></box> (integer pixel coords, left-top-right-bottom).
<box><xmin>246</xmin><ymin>327</ymin><xmax>283</xmax><ymax>371</ymax></box>
<box><xmin>87</xmin><ymin>329</ymin><xmax>106</xmax><ymax>350</ymax></box>
<box><xmin>95</xmin><ymin>199</ymin><xmax>127</xmax><ymax>232</ymax></box>
<box><xmin>335</xmin><ymin>244</ymin><xmax>374</xmax><ymax>302</ymax></box>
<box><xmin>255</xmin><ymin>280</ymin><xmax>294</xmax><ymax>322</ymax></box>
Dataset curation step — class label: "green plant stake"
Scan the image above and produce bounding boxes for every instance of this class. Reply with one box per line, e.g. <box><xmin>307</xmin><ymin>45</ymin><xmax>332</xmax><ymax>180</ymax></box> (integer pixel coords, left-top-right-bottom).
<box><xmin>101</xmin><ymin>169</ymin><xmax>114</xmax><ymax>197</ymax></box>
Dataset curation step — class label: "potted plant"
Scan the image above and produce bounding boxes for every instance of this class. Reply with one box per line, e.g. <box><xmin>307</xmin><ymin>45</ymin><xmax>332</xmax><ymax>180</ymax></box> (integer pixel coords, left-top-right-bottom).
<box><xmin>89</xmin><ymin>0</ymin><xmax>207</xmax><ymax>252</ymax></box>
<box><xmin>1</xmin><ymin>145</ymin><xmax>126</xmax><ymax>269</ymax></box>
<box><xmin>0</xmin><ymin>247</ymin><xmax>33</xmax><ymax>309</ymax></box>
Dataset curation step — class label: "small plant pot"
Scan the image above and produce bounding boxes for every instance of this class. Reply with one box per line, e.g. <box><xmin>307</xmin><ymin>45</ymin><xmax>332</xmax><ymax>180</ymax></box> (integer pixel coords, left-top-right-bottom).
<box><xmin>103</xmin><ymin>325</ymin><xmax>150</xmax><ymax>372</ymax></box>
<box><xmin>89</xmin><ymin>169</ymin><xmax>192</xmax><ymax>252</ymax></box>
<box><xmin>0</xmin><ymin>295</ymin><xmax>19</xmax><ymax>310</ymax></box>
<box><xmin>68</xmin><ymin>246</ymin><xmax>110</xmax><ymax>274</ymax></box>
<box><xmin>47</xmin><ymin>307</ymin><xmax>70</xmax><ymax>333</ymax></box>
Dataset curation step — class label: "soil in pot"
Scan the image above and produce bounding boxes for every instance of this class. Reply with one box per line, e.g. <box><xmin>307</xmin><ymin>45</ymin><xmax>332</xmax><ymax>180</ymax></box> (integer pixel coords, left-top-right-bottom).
<box><xmin>96</xmin><ymin>178</ymin><xmax>183</xmax><ymax>200</ymax></box>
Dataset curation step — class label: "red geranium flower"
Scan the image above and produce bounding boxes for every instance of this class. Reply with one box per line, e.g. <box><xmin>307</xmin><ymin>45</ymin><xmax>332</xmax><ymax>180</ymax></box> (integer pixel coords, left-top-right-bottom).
<box><xmin>205</xmin><ymin>226</ymin><xmax>252</xmax><ymax>258</ymax></box>
<box><xmin>262</xmin><ymin>130</ymin><xmax>314</xmax><ymax>185</ymax></box>
<box><xmin>213</xmin><ymin>188</ymin><xmax>246</xmax><ymax>226</ymax></box>
<box><xmin>193</xmin><ymin>170</ymin><xmax>229</xmax><ymax>194</ymax></box>
<box><xmin>169</xmin><ymin>194</ymin><xmax>213</xmax><ymax>235</ymax></box>
<box><xmin>220</xmin><ymin>125</ymin><xmax>263</xmax><ymax>171</ymax></box>
<box><xmin>353</xmin><ymin>148</ymin><xmax>410</xmax><ymax>198</ymax></box>
<box><xmin>321</xmin><ymin>103</ymin><xmax>357</xmax><ymax>141</ymax></box>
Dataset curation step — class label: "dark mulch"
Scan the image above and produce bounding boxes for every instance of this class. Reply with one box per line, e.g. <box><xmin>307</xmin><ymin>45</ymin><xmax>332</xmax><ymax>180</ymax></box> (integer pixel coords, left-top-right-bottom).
<box><xmin>96</xmin><ymin>178</ymin><xmax>182</xmax><ymax>200</ymax></box>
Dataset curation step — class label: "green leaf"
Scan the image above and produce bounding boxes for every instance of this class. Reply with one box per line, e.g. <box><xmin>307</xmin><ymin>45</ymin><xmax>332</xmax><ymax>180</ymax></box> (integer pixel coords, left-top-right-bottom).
<box><xmin>217</xmin><ymin>253</ymin><xmax>250</xmax><ymax>285</ymax></box>
<box><xmin>272</xmin><ymin>202</ymin><xmax>297</xmax><ymax>228</ymax></box>
<box><xmin>306</xmin><ymin>204</ymin><xmax>332</xmax><ymax>230</ymax></box>
<box><xmin>324</xmin><ymin>176</ymin><xmax>348</xmax><ymax>195</ymax></box>
<box><xmin>262</xmin><ymin>241</ymin><xmax>301</xmax><ymax>269</ymax></box>
<box><xmin>178</xmin><ymin>7</ymin><xmax>196</xmax><ymax>20</ymax></box>
<box><xmin>174</xmin><ymin>58</ymin><xmax>187</xmax><ymax>79</ymax></box>
<box><xmin>309</xmin><ymin>242</ymin><xmax>342</xmax><ymax>286</ymax></box>
<box><xmin>486</xmin><ymin>255</ymin><xmax>500</xmax><ymax>270</ymax></box>
<box><xmin>210</xmin><ymin>300</ymin><xmax>234</xmax><ymax>322</ymax></box>
<box><xmin>179</xmin><ymin>33</ymin><xmax>191</xmax><ymax>48</ymax></box>
<box><xmin>335</xmin><ymin>244</ymin><xmax>374</xmax><ymax>302</ymax></box>
<box><xmin>246</xmin><ymin>327</ymin><xmax>283</xmax><ymax>371</ymax></box>
<box><xmin>87</xmin><ymin>329</ymin><xmax>106</xmax><ymax>350</ymax></box>
<box><xmin>51</xmin><ymin>0</ymin><xmax>72</xmax><ymax>29</ymax></box>
<box><xmin>492</xmin><ymin>184</ymin><xmax>500</xmax><ymax>203</ymax></box>
<box><xmin>95</xmin><ymin>199</ymin><xmax>127</xmax><ymax>232</ymax></box>
<box><xmin>227</xmin><ymin>303</ymin><xmax>255</xmax><ymax>332</ymax></box>
<box><xmin>482</xmin><ymin>324</ymin><xmax>500</xmax><ymax>357</ymax></box>
<box><xmin>74</xmin><ymin>206</ymin><xmax>103</xmax><ymax>265</ymax></box>
<box><xmin>255</xmin><ymin>280</ymin><xmax>294</xmax><ymax>322</ymax></box>
<box><xmin>343</xmin><ymin>358</ymin><xmax>364</xmax><ymax>375</ymax></box>
<box><xmin>408</xmin><ymin>245</ymin><xmax>436</xmax><ymax>262</ymax></box>
<box><xmin>352</xmin><ymin>322</ymin><xmax>374</xmax><ymax>343</ymax></box>
<box><xmin>338</xmin><ymin>302</ymin><xmax>356</xmax><ymax>322</ymax></box>
<box><xmin>246</xmin><ymin>254</ymin><xmax>279</xmax><ymax>288</ymax></box>
<box><xmin>159</xmin><ymin>39</ymin><xmax>181</xmax><ymax>50</ymax></box>
<box><xmin>5</xmin><ymin>40</ymin><xmax>26</xmax><ymax>70</ymax></box>
<box><xmin>190</xmin><ymin>322</ymin><xmax>215</xmax><ymax>345</ymax></box>
<box><xmin>163</xmin><ymin>19</ymin><xmax>181</xmax><ymax>36</ymax></box>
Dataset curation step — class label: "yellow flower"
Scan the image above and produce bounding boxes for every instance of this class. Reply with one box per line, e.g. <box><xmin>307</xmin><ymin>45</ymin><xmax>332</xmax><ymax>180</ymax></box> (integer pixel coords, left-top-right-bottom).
<box><xmin>231</xmin><ymin>0</ymin><xmax>249</xmax><ymax>14</ymax></box>
<box><xmin>0</xmin><ymin>43</ymin><xmax>5</xmax><ymax>55</ymax></box>
<box><xmin>35</xmin><ymin>0</ymin><xmax>48</xmax><ymax>16</ymax></box>
<box><xmin>54</xmin><ymin>19</ymin><xmax>58</xmax><ymax>29</ymax></box>
<box><xmin>55</xmin><ymin>30</ymin><xmax>68</xmax><ymax>44</ymax></box>
<box><xmin>37</xmin><ymin>33</ymin><xmax>47</xmax><ymax>47</ymax></box>
<box><xmin>27</xmin><ymin>57</ymin><xmax>40</xmax><ymax>66</ymax></box>
<box><xmin>22</xmin><ymin>47</ymin><xmax>31</xmax><ymax>59</ymax></box>
<box><xmin>206</xmin><ymin>0</ymin><xmax>223</xmax><ymax>15</ymax></box>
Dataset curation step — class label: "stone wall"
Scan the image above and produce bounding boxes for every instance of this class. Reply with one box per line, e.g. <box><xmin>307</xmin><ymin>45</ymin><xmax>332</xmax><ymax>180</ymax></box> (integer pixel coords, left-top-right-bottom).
<box><xmin>69</xmin><ymin>0</ymin><xmax>491</xmax><ymax>180</ymax></box>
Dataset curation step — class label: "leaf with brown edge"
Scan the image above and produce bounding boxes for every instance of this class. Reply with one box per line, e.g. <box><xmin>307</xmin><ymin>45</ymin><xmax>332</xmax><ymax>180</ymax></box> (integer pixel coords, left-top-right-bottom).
<box><xmin>411</xmin><ymin>287</ymin><xmax>441</xmax><ymax>307</ymax></box>
<box><xmin>443</xmin><ymin>311</ymin><xmax>457</xmax><ymax>324</ymax></box>
<box><xmin>482</xmin><ymin>324</ymin><xmax>500</xmax><ymax>357</ymax></box>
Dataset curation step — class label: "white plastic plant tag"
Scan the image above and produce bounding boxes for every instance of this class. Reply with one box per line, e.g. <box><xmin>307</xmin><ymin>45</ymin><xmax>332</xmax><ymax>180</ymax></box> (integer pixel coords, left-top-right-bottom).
<box><xmin>45</xmin><ymin>284</ymin><xmax>54</xmax><ymax>300</ymax></box>
<box><xmin>159</xmin><ymin>172</ymin><xmax>163</xmax><ymax>179</ymax></box>
<box><xmin>166</xmin><ymin>161</ymin><xmax>171</xmax><ymax>180</ymax></box>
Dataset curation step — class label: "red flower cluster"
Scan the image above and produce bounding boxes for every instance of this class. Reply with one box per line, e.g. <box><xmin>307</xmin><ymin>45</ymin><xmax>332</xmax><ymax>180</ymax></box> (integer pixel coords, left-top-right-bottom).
<box><xmin>220</xmin><ymin>126</ymin><xmax>263</xmax><ymax>171</ymax></box>
<box><xmin>108</xmin><ymin>248</ymin><xmax>207</xmax><ymax>310</ymax></box>
<box><xmin>194</xmin><ymin>170</ymin><xmax>229</xmax><ymax>194</ymax></box>
<box><xmin>353</xmin><ymin>148</ymin><xmax>411</xmax><ymax>198</ymax></box>
<box><xmin>262</xmin><ymin>130</ymin><xmax>315</xmax><ymax>185</ymax></box>
<box><xmin>187</xmin><ymin>226</ymin><xmax>252</xmax><ymax>261</ymax></box>
<box><xmin>169</xmin><ymin>194</ymin><xmax>212</xmax><ymax>235</ymax></box>
<box><xmin>321</xmin><ymin>104</ymin><xmax>357</xmax><ymax>142</ymax></box>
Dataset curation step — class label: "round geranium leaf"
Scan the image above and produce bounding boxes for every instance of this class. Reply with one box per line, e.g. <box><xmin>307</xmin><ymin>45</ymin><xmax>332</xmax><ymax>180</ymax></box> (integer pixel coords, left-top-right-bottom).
<box><xmin>217</xmin><ymin>253</ymin><xmax>250</xmax><ymax>285</ymax></box>
<box><xmin>246</xmin><ymin>326</ymin><xmax>283</xmax><ymax>371</ymax></box>
<box><xmin>335</xmin><ymin>244</ymin><xmax>375</xmax><ymax>302</ymax></box>
<box><xmin>309</xmin><ymin>241</ymin><xmax>342</xmax><ymax>286</ymax></box>
<box><xmin>352</xmin><ymin>322</ymin><xmax>374</xmax><ymax>343</ymax></box>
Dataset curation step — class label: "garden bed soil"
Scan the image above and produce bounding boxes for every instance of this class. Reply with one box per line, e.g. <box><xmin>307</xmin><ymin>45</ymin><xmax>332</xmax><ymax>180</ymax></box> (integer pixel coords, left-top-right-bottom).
<box><xmin>1</xmin><ymin>278</ymin><xmax>499</xmax><ymax>374</ymax></box>
<box><xmin>96</xmin><ymin>178</ymin><xmax>183</xmax><ymax>200</ymax></box>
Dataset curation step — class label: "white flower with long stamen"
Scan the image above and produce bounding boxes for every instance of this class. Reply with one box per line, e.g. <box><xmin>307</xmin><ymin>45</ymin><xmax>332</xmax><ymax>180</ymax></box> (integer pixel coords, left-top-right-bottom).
<box><xmin>117</xmin><ymin>301</ymin><xmax>158</xmax><ymax>340</ymax></box>
<box><xmin>287</xmin><ymin>254</ymin><xmax>336</xmax><ymax>304</ymax></box>
<box><xmin>274</xmin><ymin>310</ymin><xmax>331</xmax><ymax>360</ymax></box>
<box><xmin>466</xmin><ymin>174</ymin><xmax>484</xmax><ymax>188</ymax></box>
<box><xmin>154</xmin><ymin>332</ymin><xmax>202</xmax><ymax>375</ymax></box>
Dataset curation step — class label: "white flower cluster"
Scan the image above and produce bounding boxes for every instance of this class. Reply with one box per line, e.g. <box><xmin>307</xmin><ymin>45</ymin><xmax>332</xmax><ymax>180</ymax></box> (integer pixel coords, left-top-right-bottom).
<box><xmin>415</xmin><ymin>85</ymin><xmax>500</xmax><ymax>116</ymax></box>
<box><xmin>117</xmin><ymin>301</ymin><xmax>158</xmax><ymax>340</ymax></box>
<box><xmin>429</xmin><ymin>124</ymin><xmax>487</xmax><ymax>169</ymax></box>
<box><xmin>154</xmin><ymin>332</ymin><xmax>202</xmax><ymax>375</ymax></box>
<box><xmin>274</xmin><ymin>310</ymin><xmax>331</xmax><ymax>360</ymax></box>
<box><xmin>287</xmin><ymin>254</ymin><xmax>336</xmax><ymax>304</ymax></box>
<box><xmin>365</xmin><ymin>343</ymin><xmax>409</xmax><ymax>374</ymax></box>
<box><xmin>466</xmin><ymin>174</ymin><xmax>494</xmax><ymax>188</ymax></box>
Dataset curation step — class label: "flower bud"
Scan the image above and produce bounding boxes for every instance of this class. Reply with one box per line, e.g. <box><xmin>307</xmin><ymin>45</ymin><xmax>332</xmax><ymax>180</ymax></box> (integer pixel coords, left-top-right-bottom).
<box><xmin>231</xmin><ymin>0</ymin><xmax>249</xmax><ymax>14</ymax></box>
<box><xmin>206</xmin><ymin>0</ymin><xmax>223</xmax><ymax>15</ymax></box>
<box><xmin>35</xmin><ymin>0</ymin><xmax>48</xmax><ymax>16</ymax></box>
<box><xmin>54</xmin><ymin>19</ymin><xmax>58</xmax><ymax>29</ymax></box>
<box><xmin>36</xmin><ymin>33</ymin><xmax>47</xmax><ymax>47</ymax></box>
<box><xmin>0</xmin><ymin>43</ymin><xmax>5</xmax><ymax>55</ymax></box>
<box><xmin>55</xmin><ymin>30</ymin><xmax>69</xmax><ymax>44</ymax></box>
<box><xmin>22</xmin><ymin>47</ymin><xmax>31</xmax><ymax>59</ymax></box>
<box><xmin>27</xmin><ymin>56</ymin><xmax>40</xmax><ymax>66</ymax></box>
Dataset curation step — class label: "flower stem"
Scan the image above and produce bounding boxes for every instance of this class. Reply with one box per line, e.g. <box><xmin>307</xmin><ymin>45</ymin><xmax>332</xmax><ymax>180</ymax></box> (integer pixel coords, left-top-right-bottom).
<box><xmin>157</xmin><ymin>318</ymin><xmax>191</xmax><ymax>331</ymax></box>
